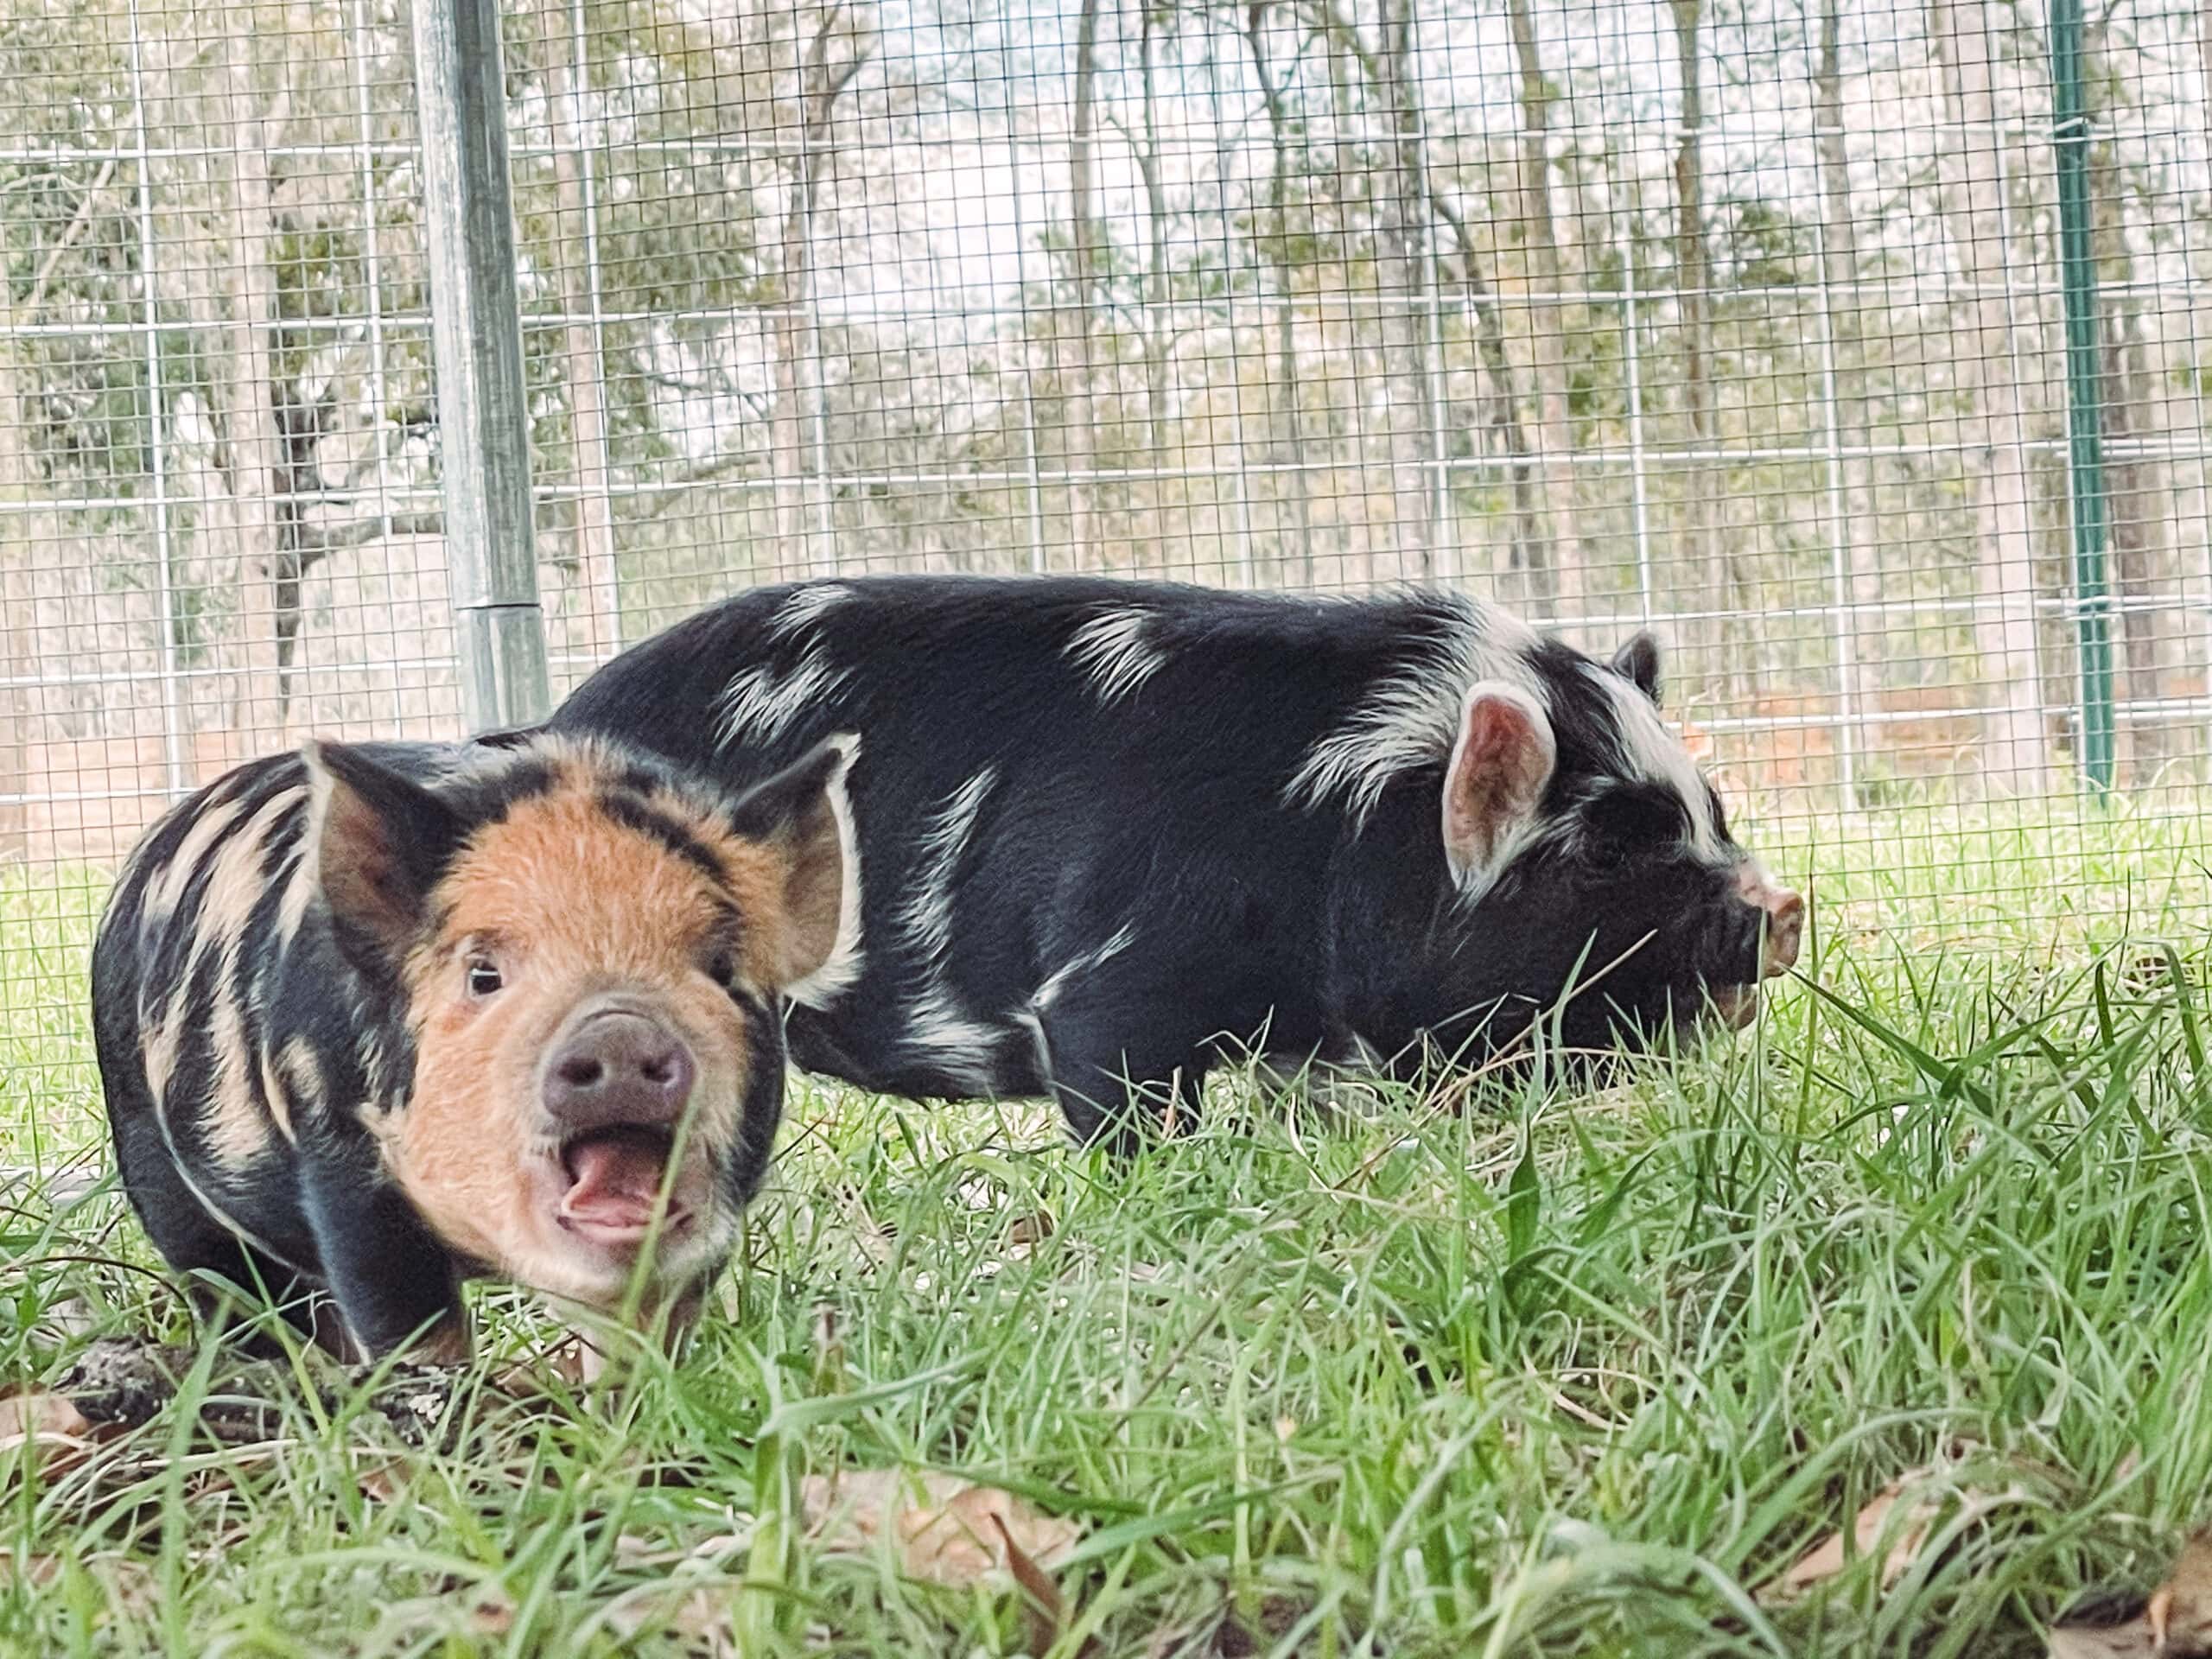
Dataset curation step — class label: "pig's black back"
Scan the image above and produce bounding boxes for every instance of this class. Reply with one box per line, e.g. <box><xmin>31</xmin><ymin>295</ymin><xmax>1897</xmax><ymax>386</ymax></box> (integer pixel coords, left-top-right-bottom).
<box><xmin>551</xmin><ymin>575</ymin><xmax>1743</xmax><ymax>1139</ymax></box>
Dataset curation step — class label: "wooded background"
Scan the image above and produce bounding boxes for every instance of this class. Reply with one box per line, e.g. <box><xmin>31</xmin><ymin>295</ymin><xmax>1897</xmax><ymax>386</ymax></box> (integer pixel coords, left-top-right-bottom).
<box><xmin>0</xmin><ymin>0</ymin><xmax>2208</xmax><ymax>868</ymax></box>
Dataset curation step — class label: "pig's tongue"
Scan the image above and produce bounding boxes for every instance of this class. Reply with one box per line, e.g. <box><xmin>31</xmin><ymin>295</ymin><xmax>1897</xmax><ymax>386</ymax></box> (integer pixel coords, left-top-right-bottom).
<box><xmin>559</xmin><ymin>1128</ymin><xmax>673</xmax><ymax>1230</ymax></box>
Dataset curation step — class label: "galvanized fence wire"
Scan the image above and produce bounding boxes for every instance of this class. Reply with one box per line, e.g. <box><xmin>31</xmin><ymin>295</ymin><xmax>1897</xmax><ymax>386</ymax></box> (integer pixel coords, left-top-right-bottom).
<box><xmin>2</xmin><ymin>0</ymin><xmax>2209</xmax><ymax>1140</ymax></box>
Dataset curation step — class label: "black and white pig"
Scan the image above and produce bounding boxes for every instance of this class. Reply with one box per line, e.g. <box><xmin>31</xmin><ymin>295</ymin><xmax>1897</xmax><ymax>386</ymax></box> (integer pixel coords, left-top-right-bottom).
<box><xmin>550</xmin><ymin>576</ymin><xmax>1803</xmax><ymax>1144</ymax></box>
<box><xmin>92</xmin><ymin>727</ymin><xmax>857</xmax><ymax>1360</ymax></box>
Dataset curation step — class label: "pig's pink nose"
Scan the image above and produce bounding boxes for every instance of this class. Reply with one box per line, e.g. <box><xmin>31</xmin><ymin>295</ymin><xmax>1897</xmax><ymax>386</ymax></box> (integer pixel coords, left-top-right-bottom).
<box><xmin>1734</xmin><ymin>861</ymin><xmax>1805</xmax><ymax>979</ymax></box>
<box><xmin>543</xmin><ymin>1007</ymin><xmax>694</xmax><ymax>1131</ymax></box>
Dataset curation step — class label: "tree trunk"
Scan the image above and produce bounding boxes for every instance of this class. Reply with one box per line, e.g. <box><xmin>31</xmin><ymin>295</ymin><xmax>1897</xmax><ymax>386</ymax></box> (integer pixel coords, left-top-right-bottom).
<box><xmin>1244</xmin><ymin>5</ymin><xmax>1315</xmax><ymax>585</ymax></box>
<box><xmin>1373</xmin><ymin>0</ymin><xmax>1434</xmax><ymax>579</ymax></box>
<box><xmin>1506</xmin><ymin>0</ymin><xmax>1585</xmax><ymax>624</ymax></box>
<box><xmin>2090</xmin><ymin>122</ymin><xmax>2181</xmax><ymax>781</ymax></box>
<box><xmin>771</xmin><ymin>9</ymin><xmax>866</xmax><ymax>580</ymax></box>
<box><xmin>1430</xmin><ymin>192</ymin><xmax>1541</xmax><ymax>599</ymax></box>
<box><xmin>770</xmin><ymin>37</ymin><xmax>815</xmax><ymax>579</ymax></box>
<box><xmin>1137</xmin><ymin>1</ymin><xmax>1170</xmax><ymax>462</ymax></box>
<box><xmin>1668</xmin><ymin>0</ymin><xmax>1723</xmax><ymax>684</ymax></box>
<box><xmin>1814</xmin><ymin>0</ymin><xmax>1882</xmax><ymax>795</ymax></box>
<box><xmin>546</xmin><ymin>0</ymin><xmax>620</xmax><ymax>661</ymax></box>
<box><xmin>1928</xmin><ymin>0</ymin><xmax>2052</xmax><ymax>791</ymax></box>
<box><xmin>1051</xmin><ymin>0</ymin><xmax>1103</xmax><ymax>575</ymax></box>
<box><xmin>0</xmin><ymin>151</ymin><xmax>110</xmax><ymax>860</ymax></box>
<box><xmin>0</xmin><ymin>373</ymin><xmax>40</xmax><ymax>861</ymax></box>
<box><xmin>219</xmin><ymin>23</ymin><xmax>288</xmax><ymax>741</ymax></box>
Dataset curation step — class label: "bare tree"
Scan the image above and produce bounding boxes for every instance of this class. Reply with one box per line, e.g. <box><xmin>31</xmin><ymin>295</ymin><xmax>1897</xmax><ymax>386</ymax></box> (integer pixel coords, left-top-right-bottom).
<box><xmin>1048</xmin><ymin>0</ymin><xmax>1105</xmax><ymax>574</ymax></box>
<box><xmin>1243</xmin><ymin>1</ymin><xmax>1315</xmax><ymax>582</ymax></box>
<box><xmin>1428</xmin><ymin>188</ymin><xmax>1543</xmax><ymax>595</ymax></box>
<box><xmin>1298</xmin><ymin>0</ymin><xmax>1445</xmax><ymax>580</ymax></box>
<box><xmin>1371</xmin><ymin>0</ymin><xmax>1436</xmax><ymax>576</ymax></box>
<box><xmin>162</xmin><ymin>15</ymin><xmax>380</xmax><ymax>730</ymax></box>
<box><xmin>0</xmin><ymin>426</ymin><xmax>28</xmax><ymax>858</ymax></box>
<box><xmin>1928</xmin><ymin>0</ymin><xmax>2051</xmax><ymax>790</ymax></box>
<box><xmin>1506</xmin><ymin>0</ymin><xmax>1585</xmax><ymax>622</ymax></box>
<box><xmin>1813</xmin><ymin>0</ymin><xmax>1881</xmax><ymax>791</ymax></box>
<box><xmin>770</xmin><ymin>3</ymin><xmax>871</xmax><ymax>577</ymax></box>
<box><xmin>1135</xmin><ymin>1</ymin><xmax>1172</xmax><ymax>459</ymax></box>
<box><xmin>2088</xmin><ymin>85</ymin><xmax>2183</xmax><ymax>780</ymax></box>
<box><xmin>0</xmin><ymin>159</ymin><xmax>110</xmax><ymax>857</ymax></box>
<box><xmin>213</xmin><ymin>16</ymin><xmax>289</xmax><ymax>740</ymax></box>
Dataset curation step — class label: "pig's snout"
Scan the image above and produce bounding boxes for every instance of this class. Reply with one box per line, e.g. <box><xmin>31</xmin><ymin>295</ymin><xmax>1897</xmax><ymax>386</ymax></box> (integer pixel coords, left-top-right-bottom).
<box><xmin>1735</xmin><ymin>862</ymin><xmax>1805</xmax><ymax>979</ymax></box>
<box><xmin>543</xmin><ymin>1004</ymin><xmax>696</xmax><ymax>1132</ymax></box>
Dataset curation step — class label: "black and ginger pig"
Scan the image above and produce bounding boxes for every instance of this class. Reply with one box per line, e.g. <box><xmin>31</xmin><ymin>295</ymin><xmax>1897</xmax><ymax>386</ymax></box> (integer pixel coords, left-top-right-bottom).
<box><xmin>92</xmin><ymin>728</ymin><xmax>858</xmax><ymax>1360</ymax></box>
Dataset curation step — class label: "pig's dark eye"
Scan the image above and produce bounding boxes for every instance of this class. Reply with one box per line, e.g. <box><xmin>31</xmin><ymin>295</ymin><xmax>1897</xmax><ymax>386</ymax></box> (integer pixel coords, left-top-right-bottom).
<box><xmin>465</xmin><ymin>956</ymin><xmax>504</xmax><ymax>998</ymax></box>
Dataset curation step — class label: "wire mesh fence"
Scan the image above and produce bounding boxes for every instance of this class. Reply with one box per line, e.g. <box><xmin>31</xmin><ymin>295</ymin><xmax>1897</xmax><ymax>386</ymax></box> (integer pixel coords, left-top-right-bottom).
<box><xmin>3</xmin><ymin>0</ymin><xmax>2209</xmax><ymax>1141</ymax></box>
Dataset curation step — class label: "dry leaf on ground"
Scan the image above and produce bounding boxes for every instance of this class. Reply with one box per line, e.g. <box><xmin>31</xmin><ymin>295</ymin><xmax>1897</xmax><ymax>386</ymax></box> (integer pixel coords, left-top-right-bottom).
<box><xmin>600</xmin><ymin>1581</ymin><xmax>734</xmax><ymax>1651</ymax></box>
<box><xmin>2049</xmin><ymin>1630</ymin><xmax>2157</xmax><ymax>1659</ymax></box>
<box><xmin>0</xmin><ymin>1391</ymin><xmax>92</xmax><ymax>1446</ymax></box>
<box><xmin>1764</xmin><ymin>1464</ymin><xmax>2025</xmax><ymax>1604</ymax></box>
<box><xmin>357</xmin><ymin>1453</ymin><xmax>413</xmax><ymax>1503</ymax></box>
<box><xmin>489</xmin><ymin>1338</ymin><xmax>590</xmax><ymax>1400</ymax></box>
<box><xmin>2049</xmin><ymin>1534</ymin><xmax>2212</xmax><ymax>1658</ymax></box>
<box><xmin>1764</xmin><ymin>1466</ymin><xmax>1940</xmax><ymax>1601</ymax></box>
<box><xmin>0</xmin><ymin>1548</ymin><xmax>156</xmax><ymax>1616</ymax></box>
<box><xmin>799</xmin><ymin>1468</ymin><xmax>1080</xmax><ymax>1589</ymax></box>
<box><xmin>373</xmin><ymin>1586</ymin><xmax>518</xmax><ymax>1643</ymax></box>
<box><xmin>994</xmin><ymin>1510</ymin><xmax>1095</xmax><ymax>1656</ymax></box>
<box><xmin>0</xmin><ymin>1391</ymin><xmax>99</xmax><ymax>1478</ymax></box>
<box><xmin>1141</xmin><ymin>1596</ymin><xmax>1314</xmax><ymax>1659</ymax></box>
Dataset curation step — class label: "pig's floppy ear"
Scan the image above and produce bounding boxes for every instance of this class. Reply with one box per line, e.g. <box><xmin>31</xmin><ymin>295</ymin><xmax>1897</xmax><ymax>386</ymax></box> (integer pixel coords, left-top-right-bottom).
<box><xmin>1440</xmin><ymin>683</ymin><xmax>1556</xmax><ymax>889</ymax></box>
<box><xmin>302</xmin><ymin>740</ymin><xmax>467</xmax><ymax>974</ymax></box>
<box><xmin>724</xmin><ymin>734</ymin><xmax>861</xmax><ymax>1003</ymax></box>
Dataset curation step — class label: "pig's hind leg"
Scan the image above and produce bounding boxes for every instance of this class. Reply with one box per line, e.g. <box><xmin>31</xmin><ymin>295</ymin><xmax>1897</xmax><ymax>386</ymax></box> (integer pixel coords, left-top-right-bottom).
<box><xmin>105</xmin><ymin>1075</ymin><xmax>330</xmax><ymax>1354</ymax></box>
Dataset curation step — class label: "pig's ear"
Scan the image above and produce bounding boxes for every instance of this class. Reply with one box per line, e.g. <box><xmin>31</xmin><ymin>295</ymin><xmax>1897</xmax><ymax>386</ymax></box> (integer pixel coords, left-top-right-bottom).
<box><xmin>1610</xmin><ymin>632</ymin><xmax>1663</xmax><ymax>703</ymax></box>
<box><xmin>303</xmin><ymin>740</ymin><xmax>467</xmax><ymax>974</ymax></box>
<box><xmin>1440</xmin><ymin>683</ymin><xmax>1557</xmax><ymax>887</ymax></box>
<box><xmin>723</xmin><ymin>734</ymin><xmax>861</xmax><ymax>1003</ymax></box>
<box><xmin>1611</xmin><ymin>631</ymin><xmax>1662</xmax><ymax>704</ymax></box>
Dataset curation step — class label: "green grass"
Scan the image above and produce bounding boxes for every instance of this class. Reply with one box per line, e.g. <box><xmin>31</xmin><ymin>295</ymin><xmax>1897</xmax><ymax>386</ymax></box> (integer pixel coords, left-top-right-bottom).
<box><xmin>3</xmin><ymin>811</ymin><xmax>2211</xmax><ymax>1656</ymax></box>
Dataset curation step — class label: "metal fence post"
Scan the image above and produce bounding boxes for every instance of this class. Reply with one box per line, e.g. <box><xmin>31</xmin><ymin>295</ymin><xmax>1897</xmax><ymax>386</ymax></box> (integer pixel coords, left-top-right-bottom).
<box><xmin>410</xmin><ymin>0</ymin><xmax>550</xmax><ymax>734</ymax></box>
<box><xmin>2050</xmin><ymin>0</ymin><xmax>2116</xmax><ymax>794</ymax></box>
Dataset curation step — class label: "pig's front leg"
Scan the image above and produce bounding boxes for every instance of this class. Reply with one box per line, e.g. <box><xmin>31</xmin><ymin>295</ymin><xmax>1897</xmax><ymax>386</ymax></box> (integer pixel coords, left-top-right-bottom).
<box><xmin>299</xmin><ymin>1155</ymin><xmax>470</xmax><ymax>1362</ymax></box>
<box><xmin>1037</xmin><ymin>992</ymin><xmax>1211</xmax><ymax>1153</ymax></box>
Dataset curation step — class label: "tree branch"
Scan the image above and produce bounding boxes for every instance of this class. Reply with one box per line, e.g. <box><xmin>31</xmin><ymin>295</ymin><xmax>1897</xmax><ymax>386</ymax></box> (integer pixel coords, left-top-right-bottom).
<box><xmin>23</xmin><ymin>157</ymin><xmax>118</xmax><ymax>315</ymax></box>
<box><xmin>292</xmin><ymin>510</ymin><xmax>446</xmax><ymax>554</ymax></box>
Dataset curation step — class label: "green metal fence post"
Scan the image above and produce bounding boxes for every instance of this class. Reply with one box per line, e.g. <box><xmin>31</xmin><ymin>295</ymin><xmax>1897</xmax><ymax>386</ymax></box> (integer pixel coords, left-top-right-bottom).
<box><xmin>2050</xmin><ymin>0</ymin><xmax>2117</xmax><ymax>793</ymax></box>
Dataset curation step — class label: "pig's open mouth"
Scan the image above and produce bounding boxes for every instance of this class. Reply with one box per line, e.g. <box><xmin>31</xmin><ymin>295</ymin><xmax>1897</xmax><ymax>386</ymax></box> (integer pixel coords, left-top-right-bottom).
<box><xmin>556</xmin><ymin>1125</ymin><xmax>692</xmax><ymax>1245</ymax></box>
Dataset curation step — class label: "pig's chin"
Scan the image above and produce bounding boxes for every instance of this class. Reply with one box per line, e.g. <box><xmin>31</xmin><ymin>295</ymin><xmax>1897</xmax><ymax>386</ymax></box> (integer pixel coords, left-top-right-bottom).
<box><xmin>1707</xmin><ymin>983</ymin><xmax>1761</xmax><ymax>1030</ymax></box>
